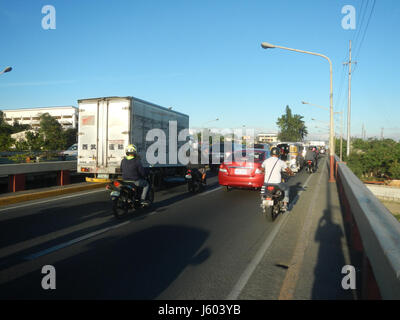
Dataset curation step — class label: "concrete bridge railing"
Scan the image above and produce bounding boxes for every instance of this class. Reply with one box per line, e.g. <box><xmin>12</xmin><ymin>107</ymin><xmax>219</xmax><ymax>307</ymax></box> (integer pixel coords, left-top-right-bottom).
<box><xmin>0</xmin><ymin>161</ymin><xmax>77</xmax><ymax>192</ymax></box>
<box><xmin>333</xmin><ymin>156</ymin><xmax>400</xmax><ymax>299</ymax></box>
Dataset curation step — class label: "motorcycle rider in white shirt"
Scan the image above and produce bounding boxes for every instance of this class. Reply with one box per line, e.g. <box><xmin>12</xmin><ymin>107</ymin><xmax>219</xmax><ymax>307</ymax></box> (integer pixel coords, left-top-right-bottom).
<box><xmin>260</xmin><ymin>147</ymin><xmax>294</xmax><ymax>212</ymax></box>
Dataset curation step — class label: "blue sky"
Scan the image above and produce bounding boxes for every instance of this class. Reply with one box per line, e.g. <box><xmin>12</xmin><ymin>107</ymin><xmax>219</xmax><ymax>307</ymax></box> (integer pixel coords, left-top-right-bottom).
<box><xmin>0</xmin><ymin>0</ymin><xmax>399</xmax><ymax>140</ymax></box>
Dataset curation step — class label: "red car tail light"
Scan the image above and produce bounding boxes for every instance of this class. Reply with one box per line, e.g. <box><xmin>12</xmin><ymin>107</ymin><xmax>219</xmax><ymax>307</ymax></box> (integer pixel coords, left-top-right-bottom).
<box><xmin>267</xmin><ymin>186</ymin><xmax>275</xmax><ymax>191</ymax></box>
<box><xmin>219</xmin><ymin>164</ymin><xmax>228</xmax><ymax>173</ymax></box>
<box><xmin>113</xmin><ymin>181</ymin><xmax>121</xmax><ymax>187</ymax></box>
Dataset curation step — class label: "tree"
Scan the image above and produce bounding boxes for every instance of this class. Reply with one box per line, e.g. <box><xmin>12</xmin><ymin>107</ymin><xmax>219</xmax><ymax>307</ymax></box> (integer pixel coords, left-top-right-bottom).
<box><xmin>63</xmin><ymin>128</ymin><xmax>78</xmax><ymax>147</ymax></box>
<box><xmin>346</xmin><ymin>138</ymin><xmax>400</xmax><ymax>180</ymax></box>
<box><xmin>14</xmin><ymin>131</ymin><xmax>45</xmax><ymax>152</ymax></box>
<box><xmin>10</xmin><ymin>121</ymin><xmax>31</xmax><ymax>134</ymax></box>
<box><xmin>39</xmin><ymin>113</ymin><xmax>67</xmax><ymax>150</ymax></box>
<box><xmin>276</xmin><ymin>105</ymin><xmax>308</xmax><ymax>141</ymax></box>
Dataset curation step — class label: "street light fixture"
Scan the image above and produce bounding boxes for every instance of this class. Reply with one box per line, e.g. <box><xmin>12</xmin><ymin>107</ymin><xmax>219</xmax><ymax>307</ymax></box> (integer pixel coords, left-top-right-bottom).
<box><xmin>0</xmin><ymin>66</ymin><xmax>12</xmax><ymax>75</ymax></box>
<box><xmin>262</xmin><ymin>42</ymin><xmax>334</xmax><ymax>181</ymax></box>
<box><xmin>302</xmin><ymin>101</ymin><xmax>329</xmax><ymax>112</ymax></box>
<box><xmin>308</xmin><ymin>104</ymin><xmax>344</xmax><ymax>161</ymax></box>
<box><xmin>261</xmin><ymin>42</ymin><xmax>334</xmax><ymax>181</ymax></box>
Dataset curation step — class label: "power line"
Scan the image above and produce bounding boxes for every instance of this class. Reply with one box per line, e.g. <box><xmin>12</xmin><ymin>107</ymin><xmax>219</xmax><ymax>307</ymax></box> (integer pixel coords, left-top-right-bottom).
<box><xmin>335</xmin><ymin>0</ymin><xmax>366</xmax><ymax>111</ymax></box>
<box><xmin>352</xmin><ymin>0</ymin><xmax>370</xmax><ymax>55</ymax></box>
<box><xmin>353</xmin><ymin>0</ymin><xmax>376</xmax><ymax>75</ymax></box>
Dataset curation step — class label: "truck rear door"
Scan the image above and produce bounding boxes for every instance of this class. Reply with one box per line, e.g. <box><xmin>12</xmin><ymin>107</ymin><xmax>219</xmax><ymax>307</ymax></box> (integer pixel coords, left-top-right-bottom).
<box><xmin>78</xmin><ymin>97</ymin><xmax>131</xmax><ymax>173</ymax></box>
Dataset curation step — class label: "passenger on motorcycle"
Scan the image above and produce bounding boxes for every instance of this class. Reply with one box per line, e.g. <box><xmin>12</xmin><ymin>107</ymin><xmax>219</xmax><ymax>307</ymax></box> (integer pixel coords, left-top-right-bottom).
<box><xmin>260</xmin><ymin>147</ymin><xmax>294</xmax><ymax>212</ymax></box>
<box><xmin>120</xmin><ymin>144</ymin><xmax>150</xmax><ymax>206</ymax></box>
<box><xmin>305</xmin><ymin>146</ymin><xmax>317</xmax><ymax>170</ymax></box>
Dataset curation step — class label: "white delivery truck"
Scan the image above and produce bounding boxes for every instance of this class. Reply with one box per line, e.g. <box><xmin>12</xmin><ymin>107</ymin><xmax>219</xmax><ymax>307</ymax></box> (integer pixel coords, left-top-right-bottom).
<box><xmin>77</xmin><ymin>96</ymin><xmax>189</xmax><ymax>186</ymax></box>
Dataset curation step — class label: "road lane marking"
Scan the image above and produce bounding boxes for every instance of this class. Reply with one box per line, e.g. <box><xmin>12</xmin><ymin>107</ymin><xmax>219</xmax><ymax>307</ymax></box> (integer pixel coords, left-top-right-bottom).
<box><xmin>226</xmin><ymin>166</ymin><xmax>316</xmax><ymax>300</ymax></box>
<box><xmin>0</xmin><ymin>189</ymin><xmax>106</xmax><ymax>213</ymax></box>
<box><xmin>226</xmin><ymin>213</ymin><xmax>290</xmax><ymax>300</ymax></box>
<box><xmin>278</xmin><ymin>160</ymin><xmax>327</xmax><ymax>300</ymax></box>
<box><xmin>0</xmin><ymin>210</ymin><xmax>109</xmax><ymax>260</ymax></box>
<box><xmin>288</xmin><ymin>172</ymin><xmax>313</xmax><ymax>211</ymax></box>
<box><xmin>23</xmin><ymin>221</ymin><xmax>130</xmax><ymax>260</ymax></box>
<box><xmin>199</xmin><ymin>186</ymin><xmax>222</xmax><ymax>196</ymax></box>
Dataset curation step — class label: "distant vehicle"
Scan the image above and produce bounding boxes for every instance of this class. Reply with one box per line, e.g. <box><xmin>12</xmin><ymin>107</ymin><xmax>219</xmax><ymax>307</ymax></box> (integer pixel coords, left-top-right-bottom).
<box><xmin>208</xmin><ymin>142</ymin><xmax>243</xmax><ymax>171</ymax></box>
<box><xmin>218</xmin><ymin>148</ymin><xmax>269</xmax><ymax>190</ymax></box>
<box><xmin>253</xmin><ymin>143</ymin><xmax>271</xmax><ymax>154</ymax></box>
<box><xmin>59</xmin><ymin>143</ymin><xmax>78</xmax><ymax>160</ymax></box>
<box><xmin>276</xmin><ymin>142</ymin><xmax>304</xmax><ymax>173</ymax></box>
<box><xmin>77</xmin><ymin>96</ymin><xmax>189</xmax><ymax>185</ymax></box>
<box><xmin>319</xmin><ymin>147</ymin><xmax>326</xmax><ymax>155</ymax></box>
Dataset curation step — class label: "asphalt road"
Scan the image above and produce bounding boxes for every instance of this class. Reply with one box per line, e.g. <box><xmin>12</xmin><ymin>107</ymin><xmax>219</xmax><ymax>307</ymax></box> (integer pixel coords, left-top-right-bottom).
<box><xmin>0</xmin><ymin>166</ymin><xmax>313</xmax><ymax>299</ymax></box>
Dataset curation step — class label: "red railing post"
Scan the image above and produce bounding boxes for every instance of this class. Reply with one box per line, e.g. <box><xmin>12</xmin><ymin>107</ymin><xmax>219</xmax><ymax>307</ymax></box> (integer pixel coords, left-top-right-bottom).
<box><xmin>8</xmin><ymin>174</ymin><xmax>26</xmax><ymax>192</ymax></box>
<box><xmin>57</xmin><ymin>170</ymin><xmax>70</xmax><ymax>186</ymax></box>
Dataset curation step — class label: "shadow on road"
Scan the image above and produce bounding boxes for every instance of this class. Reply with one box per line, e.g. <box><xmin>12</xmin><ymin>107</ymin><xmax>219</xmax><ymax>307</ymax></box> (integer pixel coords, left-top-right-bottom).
<box><xmin>311</xmin><ymin>164</ymin><xmax>353</xmax><ymax>300</ymax></box>
<box><xmin>0</xmin><ymin>224</ymin><xmax>210</xmax><ymax>299</ymax></box>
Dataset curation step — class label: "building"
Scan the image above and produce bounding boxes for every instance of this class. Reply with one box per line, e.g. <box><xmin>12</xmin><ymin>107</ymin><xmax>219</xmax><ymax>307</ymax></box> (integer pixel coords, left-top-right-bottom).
<box><xmin>2</xmin><ymin>106</ymin><xmax>78</xmax><ymax>130</ymax></box>
<box><xmin>257</xmin><ymin>133</ymin><xmax>278</xmax><ymax>143</ymax></box>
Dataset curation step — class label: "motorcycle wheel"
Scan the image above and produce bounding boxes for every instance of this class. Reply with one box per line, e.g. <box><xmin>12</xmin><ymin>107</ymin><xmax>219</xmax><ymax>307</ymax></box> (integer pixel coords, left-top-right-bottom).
<box><xmin>147</xmin><ymin>188</ymin><xmax>155</xmax><ymax>204</ymax></box>
<box><xmin>113</xmin><ymin>197</ymin><xmax>129</xmax><ymax>219</ymax></box>
<box><xmin>188</xmin><ymin>182</ymin><xmax>195</xmax><ymax>193</ymax></box>
<box><xmin>266</xmin><ymin>205</ymin><xmax>275</xmax><ymax>221</ymax></box>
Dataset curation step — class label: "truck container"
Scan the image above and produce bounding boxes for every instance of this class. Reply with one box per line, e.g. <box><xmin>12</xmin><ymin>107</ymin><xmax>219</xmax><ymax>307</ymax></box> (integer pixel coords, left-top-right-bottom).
<box><xmin>77</xmin><ymin>96</ymin><xmax>189</xmax><ymax>186</ymax></box>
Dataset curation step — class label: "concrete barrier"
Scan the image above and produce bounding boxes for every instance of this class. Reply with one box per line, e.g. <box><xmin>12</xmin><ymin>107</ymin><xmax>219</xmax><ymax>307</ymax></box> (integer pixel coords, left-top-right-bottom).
<box><xmin>0</xmin><ymin>182</ymin><xmax>107</xmax><ymax>206</ymax></box>
<box><xmin>334</xmin><ymin>156</ymin><xmax>400</xmax><ymax>299</ymax></box>
<box><xmin>0</xmin><ymin>161</ymin><xmax>77</xmax><ymax>192</ymax></box>
<box><xmin>0</xmin><ymin>161</ymin><xmax>76</xmax><ymax>175</ymax></box>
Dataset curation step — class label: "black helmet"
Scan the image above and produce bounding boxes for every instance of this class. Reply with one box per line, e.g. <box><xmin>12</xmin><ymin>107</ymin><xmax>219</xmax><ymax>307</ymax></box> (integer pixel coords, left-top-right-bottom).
<box><xmin>271</xmin><ymin>147</ymin><xmax>280</xmax><ymax>156</ymax></box>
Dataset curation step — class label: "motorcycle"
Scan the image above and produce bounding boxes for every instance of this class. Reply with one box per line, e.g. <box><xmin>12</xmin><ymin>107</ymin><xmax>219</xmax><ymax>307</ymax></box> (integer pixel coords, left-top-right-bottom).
<box><xmin>185</xmin><ymin>168</ymin><xmax>206</xmax><ymax>193</ymax></box>
<box><xmin>260</xmin><ymin>184</ymin><xmax>285</xmax><ymax>221</ymax></box>
<box><xmin>106</xmin><ymin>177</ymin><xmax>155</xmax><ymax>219</ymax></box>
<box><xmin>306</xmin><ymin>160</ymin><xmax>315</xmax><ymax>173</ymax></box>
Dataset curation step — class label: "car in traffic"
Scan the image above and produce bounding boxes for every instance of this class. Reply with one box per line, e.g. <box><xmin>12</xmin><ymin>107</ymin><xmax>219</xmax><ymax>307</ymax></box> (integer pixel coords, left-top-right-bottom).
<box><xmin>218</xmin><ymin>148</ymin><xmax>269</xmax><ymax>190</ymax></box>
<box><xmin>59</xmin><ymin>143</ymin><xmax>78</xmax><ymax>160</ymax></box>
<box><xmin>208</xmin><ymin>142</ymin><xmax>244</xmax><ymax>171</ymax></box>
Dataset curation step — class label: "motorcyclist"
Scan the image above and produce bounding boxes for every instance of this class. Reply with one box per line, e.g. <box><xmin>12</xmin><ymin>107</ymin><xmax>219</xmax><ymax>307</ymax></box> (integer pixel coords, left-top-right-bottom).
<box><xmin>305</xmin><ymin>146</ymin><xmax>317</xmax><ymax>170</ymax></box>
<box><xmin>120</xmin><ymin>144</ymin><xmax>150</xmax><ymax>206</ymax></box>
<box><xmin>260</xmin><ymin>147</ymin><xmax>294</xmax><ymax>212</ymax></box>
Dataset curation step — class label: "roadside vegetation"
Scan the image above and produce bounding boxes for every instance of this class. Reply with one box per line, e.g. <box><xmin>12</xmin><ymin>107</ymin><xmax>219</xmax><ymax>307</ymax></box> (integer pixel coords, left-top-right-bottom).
<box><xmin>335</xmin><ymin>137</ymin><xmax>400</xmax><ymax>181</ymax></box>
<box><xmin>0</xmin><ymin>111</ymin><xmax>77</xmax><ymax>162</ymax></box>
<box><xmin>276</xmin><ymin>105</ymin><xmax>308</xmax><ymax>142</ymax></box>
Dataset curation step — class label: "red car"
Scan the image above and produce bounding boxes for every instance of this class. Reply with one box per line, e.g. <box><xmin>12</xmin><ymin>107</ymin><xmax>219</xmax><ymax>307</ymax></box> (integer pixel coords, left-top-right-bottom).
<box><xmin>218</xmin><ymin>149</ymin><xmax>268</xmax><ymax>190</ymax></box>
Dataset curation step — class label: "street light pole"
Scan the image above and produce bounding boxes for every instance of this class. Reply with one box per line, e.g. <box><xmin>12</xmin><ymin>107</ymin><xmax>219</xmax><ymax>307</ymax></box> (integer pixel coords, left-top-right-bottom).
<box><xmin>262</xmin><ymin>42</ymin><xmax>335</xmax><ymax>182</ymax></box>
<box><xmin>309</xmin><ymin>106</ymin><xmax>343</xmax><ymax>161</ymax></box>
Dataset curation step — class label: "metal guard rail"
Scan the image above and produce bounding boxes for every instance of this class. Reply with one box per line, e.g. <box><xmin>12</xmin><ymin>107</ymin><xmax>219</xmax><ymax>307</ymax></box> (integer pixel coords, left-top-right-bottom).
<box><xmin>0</xmin><ymin>161</ymin><xmax>76</xmax><ymax>175</ymax></box>
<box><xmin>334</xmin><ymin>155</ymin><xmax>400</xmax><ymax>299</ymax></box>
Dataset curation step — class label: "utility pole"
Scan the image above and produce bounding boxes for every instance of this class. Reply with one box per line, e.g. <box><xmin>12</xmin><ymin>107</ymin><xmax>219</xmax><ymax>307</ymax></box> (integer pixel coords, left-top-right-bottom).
<box><xmin>361</xmin><ymin>123</ymin><xmax>364</xmax><ymax>140</ymax></box>
<box><xmin>340</xmin><ymin>111</ymin><xmax>343</xmax><ymax>161</ymax></box>
<box><xmin>344</xmin><ymin>40</ymin><xmax>355</xmax><ymax>157</ymax></box>
<box><xmin>381</xmin><ymin>127</ymin><xmax>384</xmax><ymax>140</ymax></box>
